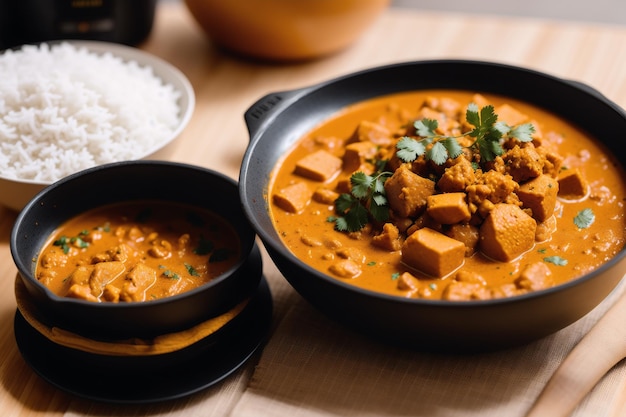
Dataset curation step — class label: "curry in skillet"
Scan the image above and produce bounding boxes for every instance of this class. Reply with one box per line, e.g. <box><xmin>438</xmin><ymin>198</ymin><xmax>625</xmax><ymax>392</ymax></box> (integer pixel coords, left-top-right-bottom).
<box><xmin>36</xmin><ymin>201</ymin><xmax>240</xmax><ymax>302</ymax></box>
<box><xmin>269</xmin><ymin>90</ymin><xmax>626</xmax><ymax>300</ymax></box>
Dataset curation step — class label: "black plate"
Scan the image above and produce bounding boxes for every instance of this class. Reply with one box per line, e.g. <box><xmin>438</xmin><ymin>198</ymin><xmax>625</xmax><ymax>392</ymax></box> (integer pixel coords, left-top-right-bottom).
<box><xmin>14</xmin><ymin>276</ymin><xmax>273</xmax><ymax>404</ymax></box>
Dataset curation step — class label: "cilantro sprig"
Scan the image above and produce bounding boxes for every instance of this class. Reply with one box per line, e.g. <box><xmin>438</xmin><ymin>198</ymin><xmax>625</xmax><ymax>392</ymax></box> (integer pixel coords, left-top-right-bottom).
<box><xmin>574</xmin><ymin>208</ymin><xmax>595</xmax><ymax>229</ymax></box>
<box><xmin>333</xmin><ymin>170</ymin><xmax>392</xmax><ymax>232</ymax></box>
<box><xmin>397</xmin><ymin>103</ymin><xmax>536</xmax><ymax>165</ymax></box>
<box><xmin>53</xmin><ymin>230</ymin><xmax>90</xmax><ymax>254</ymax></box>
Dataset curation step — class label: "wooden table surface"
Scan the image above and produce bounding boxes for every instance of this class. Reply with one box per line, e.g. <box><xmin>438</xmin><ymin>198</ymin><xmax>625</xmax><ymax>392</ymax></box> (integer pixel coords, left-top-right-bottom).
<box><xmin>1</xmin><ymin>2</ymin><xmax>626</xmax><ymax>416</ymax></box>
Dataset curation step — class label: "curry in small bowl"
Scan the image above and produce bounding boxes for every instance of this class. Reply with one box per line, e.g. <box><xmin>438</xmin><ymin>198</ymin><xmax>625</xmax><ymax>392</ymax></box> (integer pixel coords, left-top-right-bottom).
<box><xmin>11</xmin><ymin>161</ymin><xmax>263</xmax><ymax>341</ymax></box>
<box><xmin>37</xmin><ymin>200</ymin><xmax>240</xmax><ymax>303</ymax></box>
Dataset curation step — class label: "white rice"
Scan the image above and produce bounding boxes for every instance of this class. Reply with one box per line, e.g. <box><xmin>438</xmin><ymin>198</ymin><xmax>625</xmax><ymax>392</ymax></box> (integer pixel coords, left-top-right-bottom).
<box><xmin>0</xmin><ymin>42</ymin><xmax>181</xmax><ymax>182</ymax></box>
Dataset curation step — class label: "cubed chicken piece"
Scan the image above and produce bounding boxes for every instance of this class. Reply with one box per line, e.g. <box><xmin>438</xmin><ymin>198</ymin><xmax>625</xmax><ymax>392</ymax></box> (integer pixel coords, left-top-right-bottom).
<box><xmin>120</xmin><ymin>263</ymin><xmax>157</xmax><ymax>302</ymax></box>
<box><xmin>384</xmin><ymin>164</ymin><xmax>436</xmax><ymax>218</ymax></box>
<box><xmin>443</xmin><ymin>272</ymin><xmax>491</xmax><ymax>301</ymax></box>
<box><xmin>66</xmin><ymin>284</ymin><xmax>99</xmax><ymax>302</ymax></box>
<box><xmin>396</xmin><ymin>272</ymin><xmax>419</xmax><ymax>292</ymax></box>
<box><xmin>515</xmin><ymin>262</ymin><xmax>553</xmax><ymax>292</ymax></box>
<box><xmin>273</xmin><ymin>182</ymin><xmax>311</xmax><ymax>213</ymax></box>
<box><xmin>517</xmin><ymin>174</ymin><xmax>559</xmax><ymax>222</ymax></box>
<box><xmin>91</xmin><ymin>243</ymin><xmax>129</xmax><ymax>263</ymax></box>
<box><xmin>38</xmin><ymin>249</ymin><xmax>68</xmax><ymax>269</ymax></box>
<box><xmin>89</xmin><ymin>261</ymin><xmax>126</xmax><ymax>297</ymax></box>
<box><xmin>372</xmin><ymin>222</ymin><xmax>402</xmax><ymax>251</ymax></box>
<box><xmin>445</xmin><ymin>223</ymin><xmax>480</xmax><ymax>256</ymax></box>
<box><xmin>328</xmin><ymin>259</ymin><xmax>362</xmax><ymax>278</ymax></box>
<box><xmin>557</xmin><ymin>168</ymin><xmax>588</xmax><ymax>199</ymax></box>
<box><xmin>342</xmin><ymin>141</ymin><xmax>379</xmax><ymax>172</ymax></box>
<box><xmin>443</xmin><ymin>281</ymin><xmax>492</xmax><ymax>301</ymax></box>
<box><xmin>294</xmin><ymin>150</ymin><xmax>342</xmax><ymax>182</ymax></box>
<box><xmin>495</xmin><ymin>103</ymin><xmax>529</xmax><ymax>126</ymax></box>
<box><xmin>349</xmin><ymin>120</ymin><xmax>394</xmax><ymax>146</ymax></box>
<box><xmin>479</xmin><ymin>203</ymin><xmax>537</xmax><ymax>262</ymax></box>
<box><xmin>502</xmin><ymin>145</ymin><xmax>543</xmax><ymax>183</ymax></box>
<box><xmin>426</xmin><ymin>192</ymin><xmax>471</xmax><ymax>224</ymax></box>
<box><xmin>312</xmin><ymin>187</ymin><xmax>339</xmax><ymax>205</ymax></box>
<box><xmin>401</xmin><ymin>227</ymin><xmax>466</xmax><ymax>277</ymax></box>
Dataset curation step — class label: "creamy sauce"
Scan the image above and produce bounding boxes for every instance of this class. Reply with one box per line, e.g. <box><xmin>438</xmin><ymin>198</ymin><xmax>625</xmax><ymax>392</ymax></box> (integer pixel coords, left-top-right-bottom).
<box><xmin>268</xmin><ymin>90</ymin><xmax>626</xmax><ymax>300</ymax></box>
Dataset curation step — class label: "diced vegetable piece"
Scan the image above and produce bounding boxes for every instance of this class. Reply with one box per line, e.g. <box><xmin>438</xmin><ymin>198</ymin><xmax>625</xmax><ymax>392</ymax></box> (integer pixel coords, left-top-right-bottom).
<box><xmin>479</xmin><ymin>203</ymin><xmax>537</xmax><ymax>262</ymax></box>
<box><xmin>273</xmin><ymin>182</ymin><xmax>311</xmax><ymax>213</ymax></box>
<box><xmin>294</xmin><ymin>150</ymin><xmax>342</xmax><ymax>182</ymax></box>
<box><xmin>426</xmin><ymin>192</ymin><xmax>471</xmax><ymax>224</ymax></box>
<box><xmin>384</xmin><ymin>164</ymin><xmax>435</xmax><ymax>218</ymax></box>
<box><xmin>401</xmin><ymin>227</ymin><xmax>465</xmax><ymax>277</ymax></box>
<box><xmin>517</xmin><ymin>174</ymin><xmax>559</xmax><ymax>222</ymax></box>
<box><xmin>342</xmin><ymin>141</ymin><xmax>378</xmax><ymax>172</ymax></box>
<box><xmin>557</xmin><ymin>168</ymin><xmax>588</xmax><ymax>199</ymax></box>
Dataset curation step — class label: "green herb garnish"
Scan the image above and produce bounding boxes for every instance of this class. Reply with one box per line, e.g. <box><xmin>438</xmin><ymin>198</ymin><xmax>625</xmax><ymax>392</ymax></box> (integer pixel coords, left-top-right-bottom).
<box><xmin>544</xmin><ymin>256</ymin><xmax>568</xmax><ymax>266</ymax></box>
<box><xmin>574</xmin><ymin>208</ymin><xmax>595</xmax><ymax>229</ymax></box>
<box><xmin>162</xmin><ymin>270</ymin><xmax>180</xmax><ymax>280</ymax></box>
<box><xmin>185</xmin><ymin>263</ymin><xmax>200</xmax><ymax>277</ymax></box>
<box><xmin>334</xmin><ymin>170</ymin><xmax>392</xmax><ymax>232</ymax></box>
<box><xmin>397</xmin><ymin>104</ymin><xmax>535</xmax><ymax>165</ymax></box>
<box><xmin>53</xmin><ymin>232</ymin><xmax>90</xmax><ymax>254</ymax></box>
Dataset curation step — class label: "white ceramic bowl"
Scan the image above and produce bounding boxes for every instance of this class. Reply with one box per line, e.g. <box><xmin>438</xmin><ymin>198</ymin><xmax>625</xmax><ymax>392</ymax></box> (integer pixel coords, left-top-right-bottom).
<box><xmin>0</xmin><ymin>40</ymin><xmax>195</xmax><ymax>212</ymax></box>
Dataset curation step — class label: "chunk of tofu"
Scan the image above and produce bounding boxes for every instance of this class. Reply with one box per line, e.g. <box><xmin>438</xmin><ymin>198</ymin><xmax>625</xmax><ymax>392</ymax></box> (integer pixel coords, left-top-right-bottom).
<box><xmin>445</xmin><ymin>223</ymin><xmax>480</xmax><ymax>256</ymax></box>
<box><xmin>312</xmin><ymin>187</ymin><xmax>339</xmax><ymax>205</ymax></box>
<box><xmin>342</xmin><ymin>141</ymin><xmax>378</xmax><ymax>172</ymax></box>
<box><xmin>384</xmin><ymin>164</ymin><xmax>436</xmax><ymax>218</ymax></box>
<box><xmin>515</xmin><ymin>262</ymin><xmax>553</xmax><ymax>291</ymax></box>
<box><xmin>557</xmin><ymin>168</ymin><xmax>588</xmax><ymax>199</ymax></box>
<box><xmin>273</xmin><ymin>182</ymin><xmax>311</xmax><ymax>213</ymax></box>
<box><xmin>401</xmin><ymin>227</ymin><xmax>465</xmax><ymax>277</ymax></box>
<box><xmin>495</xmin><ymin>103</ymin><xmax>529</xmax><ymax>126</ymax></box>
<box><xmin>517</xmin><ymin>174</ymin><xmax>559</xmax><ymax>222</ymax></box>
<box><xmin>294</xmin><ymin>150</ymin><xmax>342</xmax><ymax>182</ymax></box>
<box><xmin>426</xmin><ymin>192</ymin><xmax>471</xmax><ymax>224</ymax></box>
<box><xmin>479</xmin><ymin>203</ymin><xmax>537</xmax><ymax>262</ymax></box>
<box><xmin>349</xmin><ymin>120</ymin><xmax>393</xmax><ymax>146</ymax></box>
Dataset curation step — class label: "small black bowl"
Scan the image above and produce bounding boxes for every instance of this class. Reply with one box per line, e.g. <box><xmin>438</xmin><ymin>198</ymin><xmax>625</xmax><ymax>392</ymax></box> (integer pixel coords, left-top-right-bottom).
<box><xmin>11</xmin><ymin>160</ymin><xmax>262</xmax><ymax>340</ymax></box>
<box><xmin>239</xmin><ymin>59</ymin><xmax>626</xmax><ymax>352</ymax></box>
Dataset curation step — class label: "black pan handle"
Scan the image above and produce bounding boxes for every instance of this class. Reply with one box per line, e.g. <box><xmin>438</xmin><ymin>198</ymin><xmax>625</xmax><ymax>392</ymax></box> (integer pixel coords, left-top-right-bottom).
<box><xmin>244</xmin><ymin>86</ymin><xmax>312</xmax><ymax>140</ymax></box>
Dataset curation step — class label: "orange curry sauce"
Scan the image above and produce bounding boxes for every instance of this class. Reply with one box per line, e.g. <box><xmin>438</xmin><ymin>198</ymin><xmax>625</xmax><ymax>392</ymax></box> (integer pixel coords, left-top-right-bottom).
<box><xmin>36</xmin><ymin>201</ymin><xmax>241</xmax><ymax>302</ymax></box>
<box><xmin>268</xmin><ymin>90</ymin><xmax>626</xmax><ymax>300</ymax></box>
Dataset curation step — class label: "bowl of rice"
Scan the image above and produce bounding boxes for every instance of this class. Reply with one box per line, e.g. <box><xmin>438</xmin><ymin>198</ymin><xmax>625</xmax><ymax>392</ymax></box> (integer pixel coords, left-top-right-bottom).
<box><xmin>0</xmin><ymin>40</ymin><xmax>195</xmax><ymax>212</ymax></box>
